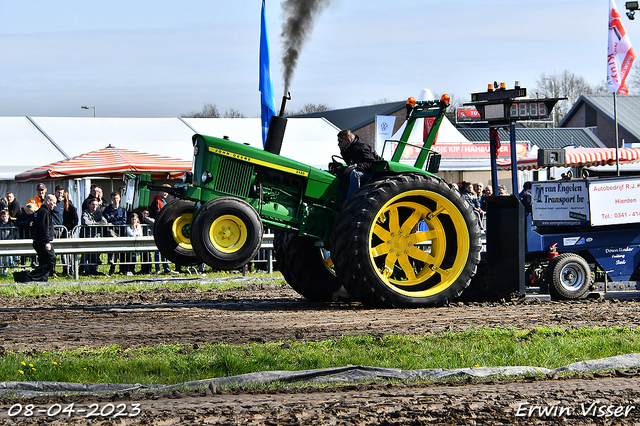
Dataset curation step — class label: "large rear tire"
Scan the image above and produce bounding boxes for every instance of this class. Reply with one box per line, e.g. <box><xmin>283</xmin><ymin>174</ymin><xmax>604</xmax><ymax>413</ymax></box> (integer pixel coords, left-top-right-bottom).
<box><xmin>274</xmin><ymin>231</ymin><xmax>300</xmax><ymax>292</ymax></box>
<box><xmin>190</xmin><ymin>197</ymin><xmax>263</xmax><ymax>270</ymax></box>
<box><xmin>277</xmin><ymin>234</ymin><xmax>343</xmax><ymax>302</ymax></box>
<box><xmin>332</xmin><ymin>174</ymin><xmax>481</xmax><ymax>308</ymax></box>
<box><xmin>153</xmin><ymin>200</ymin><xmax>200</xmax><ymax>266</ymax></box>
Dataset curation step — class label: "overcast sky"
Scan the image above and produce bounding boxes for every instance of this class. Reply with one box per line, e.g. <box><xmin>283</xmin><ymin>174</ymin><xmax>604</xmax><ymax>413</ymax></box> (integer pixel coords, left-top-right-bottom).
<box><xmin>1</xmin><ymin>0</ymin><xmax>636</xmax><ymax>118</ymax></box>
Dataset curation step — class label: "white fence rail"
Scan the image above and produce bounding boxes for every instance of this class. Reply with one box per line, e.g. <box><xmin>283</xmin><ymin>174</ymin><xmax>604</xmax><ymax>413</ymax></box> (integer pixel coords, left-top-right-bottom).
<box><xmin>0</xmin><ymin>234</ymin><xmax>275</xmax><ymax>279</ymax></box>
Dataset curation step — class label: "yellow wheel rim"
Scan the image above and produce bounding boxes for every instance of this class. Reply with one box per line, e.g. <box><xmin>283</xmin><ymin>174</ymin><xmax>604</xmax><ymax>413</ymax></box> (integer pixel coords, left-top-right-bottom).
<box><xmin>210</xmin><ymin>214</ymin><xmax>247</xmax><ymax>253</ymax></box>
<box><xmin>367</xmin><ymin>189</ymin><xmax>470</xmax><ymax>297</ymax></box>
<box><xmin>171</xmin><ymin>213</ymin><xmax>193</xmax><ymax>250</ymax></box>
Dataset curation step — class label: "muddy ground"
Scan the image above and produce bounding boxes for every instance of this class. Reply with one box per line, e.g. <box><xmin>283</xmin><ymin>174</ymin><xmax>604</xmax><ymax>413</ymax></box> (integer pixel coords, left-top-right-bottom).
<box><xmin>1</xmin><ymin>280</ymin><xmax>640</xmax><ymax>424</ymax></box>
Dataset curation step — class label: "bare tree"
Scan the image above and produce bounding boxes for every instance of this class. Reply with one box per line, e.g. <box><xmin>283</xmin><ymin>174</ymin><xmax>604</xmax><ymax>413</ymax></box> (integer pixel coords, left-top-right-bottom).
<box><xmin>224</xmin><ymin>108</ymin><xmax>246</xmax><ymax>118</ymax></box>
<box><xmin>295</xmin><ymin>103</ymin><xmax>332</xmax><ymax>114</ymax></box>
<box><xmin>533</xmin><ymin>70</ymin><xmax>607</xmax><ymax>125</ymax></box>
<box><xmin>627</xmin><ymin>66</ymin><xmax>640</xmax><ymax>94</ymax></box>
<box><xmin>181</xmin><ymin>103</ymin><xmax>220</xmax><ymax>118</ymax></box>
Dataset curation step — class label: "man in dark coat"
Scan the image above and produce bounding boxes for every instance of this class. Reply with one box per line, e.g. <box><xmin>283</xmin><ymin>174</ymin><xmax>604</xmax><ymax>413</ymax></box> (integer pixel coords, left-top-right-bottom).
<box><xmin>30</xmin><ymin>194</ymin><xmax>57</xmax><ymax>281</ymax></box>
<box><xmin>337</xmin><ymin>129</ymin><xmax>380</xmax><ymax>199</ymax></box>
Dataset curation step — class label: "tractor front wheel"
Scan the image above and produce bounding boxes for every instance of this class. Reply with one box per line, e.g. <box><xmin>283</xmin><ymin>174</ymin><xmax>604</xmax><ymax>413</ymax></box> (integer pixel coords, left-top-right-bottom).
<box><xmin>190</xmin><ymin>197</ymin><xmax>263</xmax><ymax>270</ymax></box>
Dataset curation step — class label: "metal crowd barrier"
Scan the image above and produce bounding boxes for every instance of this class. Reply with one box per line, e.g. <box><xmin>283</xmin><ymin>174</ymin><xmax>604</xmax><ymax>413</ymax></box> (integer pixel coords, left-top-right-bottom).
<box><xmin>0</xmin><ymin>223</ymin><xmax>276</xmax><ymax>279</ymax></box>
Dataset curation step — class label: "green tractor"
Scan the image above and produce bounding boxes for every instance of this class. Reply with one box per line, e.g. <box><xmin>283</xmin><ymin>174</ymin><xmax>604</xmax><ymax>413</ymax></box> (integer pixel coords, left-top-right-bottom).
<box><xmin>127</xmin><ymin>95</ymin><xmax>482</xmax><ymax>307</ymax></box>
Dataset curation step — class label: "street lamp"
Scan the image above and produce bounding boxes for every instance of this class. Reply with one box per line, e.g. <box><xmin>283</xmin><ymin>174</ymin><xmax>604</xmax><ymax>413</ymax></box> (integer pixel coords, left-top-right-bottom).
<box><xmin>81</xmin><ymin>105</ymin><xmax>96</xmax><ymax>117</ymax></box>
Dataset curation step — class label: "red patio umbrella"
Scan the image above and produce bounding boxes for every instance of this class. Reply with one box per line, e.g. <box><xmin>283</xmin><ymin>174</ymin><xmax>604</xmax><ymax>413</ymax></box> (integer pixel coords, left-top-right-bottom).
<box><xmin>15</xmin><ymin>145</ymin><xmax>192</xmax><ymax>181</ymax></box>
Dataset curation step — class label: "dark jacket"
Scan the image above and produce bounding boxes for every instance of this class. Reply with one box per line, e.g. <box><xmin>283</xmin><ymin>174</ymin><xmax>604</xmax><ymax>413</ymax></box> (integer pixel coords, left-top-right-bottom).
<box><xmin>103</xmin><ymin>204</ymin><xmax>127</xmax><ymax>225</ymax></box>
<box><xmin>63</xmin><ymin>201</ymin><xmax>79</xmax><ymax>231</ymax></box>
<box><xmin>7</xmin><ymin>200</ymin><xmax>20</xmax><ymax>219</ymax></box>
<box><xmin>149</xmin><ymin>195</ymin><xmax>166</xmax><ymax>219</ymax></box>
<box><xmin>16</xmin><ymin>209</ymin><xmax>34</xmax><ymax>238</ymax></box>
<box><xmin>340</xmin><ymin>135</ymin><xmax>380</xmax><ymax>174</ymax></box>
<box><xmin>33</xmin><ymin>205</ymin><xmax>55</xmax><ymax>243</ymax></box>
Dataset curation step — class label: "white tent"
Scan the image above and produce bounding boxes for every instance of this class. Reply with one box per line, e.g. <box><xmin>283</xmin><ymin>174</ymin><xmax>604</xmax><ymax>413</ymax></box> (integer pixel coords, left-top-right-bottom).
<box><xmin>0</xmin><ymin>116</ymin><xmax>342</xmax><ymax>210</ymax></box>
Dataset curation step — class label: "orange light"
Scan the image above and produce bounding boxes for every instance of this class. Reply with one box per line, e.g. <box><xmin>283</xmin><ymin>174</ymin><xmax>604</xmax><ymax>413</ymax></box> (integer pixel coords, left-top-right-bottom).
<box><xmin>487</xmin><ymin>83</ymin><xmax>493</xmax><ymax>92</ymax></box>
<box><xmin>406</xmin><ymin>97</ymin><xmax>416</xmax><ymax>107</ymax></box>
<box><xmin>500</xmin><ymin>82</ymin><xmax>506</xmax><ymax>89</ymax></box>
<box><xmin>440</xmin><ymin>94</ymin><xmax>451</xmax><ymax>105</ymax></box>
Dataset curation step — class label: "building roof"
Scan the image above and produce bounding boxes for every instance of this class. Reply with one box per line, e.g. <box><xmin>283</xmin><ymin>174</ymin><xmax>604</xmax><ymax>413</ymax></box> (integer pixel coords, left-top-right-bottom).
<box><xmin>560</xmin><ymin>94</ymin><xmax>640</xmax><ymax>142</ymax></box>
<box><xmin>287</xmin><ymin>100</ymin><xmax>406</xmax><ymax>130</ymax></box>
<box><xmin>458</xmin><ymin>127</ymin><xmax>603</xmax><ymax>149</ymax></box>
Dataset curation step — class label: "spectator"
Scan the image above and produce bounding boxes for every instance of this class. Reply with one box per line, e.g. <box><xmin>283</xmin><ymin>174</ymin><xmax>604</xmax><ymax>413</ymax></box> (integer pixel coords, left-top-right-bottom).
<box><xmin>0</xmin><ymin>210</ymin><xmax>15</xmax><ymax>275</ymax></box>
<box><xmin>474</xmin><ymin>182</ymin><xmax>484</xmax><ymax>199</ymax></box>
<box><xmin>81</xmin><ymin>198</ymin><xmax>108</xmax><ymax>275</ymax></box>
<box><xmin>16</xmin><ymin>203</ymin><xmax>36</xmax><ymax>267</ymax></box>
<box><xmin>124</xmin><ymin>213</ymin><xmax>143</xmax><ymax>276</ymax></box>
<box><xmin>51</xmin><ymin>185</ymin><xmax>65</xmax><ymax>238</ymax></box>
<box><xmin>6</xmin><ymin>192</ymin><xmax>20</xmax><ymax>220</ymax></box>
<box><xmin>139</xmin><ymin>209</ymin><xmax>154</xmax><ymax>275</ymax></box>
<box><xmin>29</xmin><ymin>194</ymin><xmax>57</xmax><ymax>281</ymax></box>
<box><xmin>56</xmin><ymin>188</ymin><xmax>79</xmax><ymax>234</ymax></box>
<box><xmin>498</xmin><ymin>185</ymin><xmax>509</xmax><ymax>196</ymax></box>
<box><xmin>55</xmin><ymin>186</ymin><xmax>78</xmax><ymax>275</ymax></box>
<box><xmin>81</xmin><ymin>185</ymin><xmax>108</xmax><ymax>212</ymax></box>
<box><xmin>28</xmin><ymin>183</ymin><xmax>48</xmax><ymax>210</ymax></box>
<box><xmin>519</xmin><ymin>181</ymin><xmax>533</xmax><ymax>214</ymax></box>
<box><xmin>480</xmin><ymin>185</ymin><xmax>493</xmax><ymax>212</ymax></box>
<box><xmin>462</xmin><ymin>182</ymin><xmax>483</xmax><ymax>229</ymax></box>
<box><xmin>149</xmin><ymin>184</ymin><xmax>176</xmax><ymax>274</ymax></box>
<box><xmin>103</xmin><ymin>191</ymin><xmax>128</xmax><ymax>275</ymax></box>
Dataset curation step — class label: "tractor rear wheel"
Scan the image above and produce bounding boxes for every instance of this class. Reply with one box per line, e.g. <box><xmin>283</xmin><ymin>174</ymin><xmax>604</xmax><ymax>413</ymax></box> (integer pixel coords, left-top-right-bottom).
<box><xmin>546</xmin><ymin>253</ymin><xmax>591</xmax><ymax>300</ymax></box>
<box><xmin>153</xmin><ymin>199</ymin><xmax>200</xmax><ymax>266</ymax></box>
<box><xmin>278</xmin><ymin>234</ymin><xmax>343</xmax><ymax>302</ymax></box>
<box><xmin>190</xmin><ymin>197</ymin><xmax>263</xmax><ymax>270</ymax></box>
<box><xmin>331</xmin><ymin>174</ymin><xmax>481</xmax><ymax>308</ymax></box>
<box><xmin>274</xmin><ymin>231</ymin><xmax>300</xmax><ymax>292</ymax></box>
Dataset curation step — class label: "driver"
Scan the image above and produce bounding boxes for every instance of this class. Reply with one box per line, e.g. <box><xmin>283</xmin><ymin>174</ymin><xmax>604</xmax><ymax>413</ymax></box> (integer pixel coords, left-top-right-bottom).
<box><xmin>336</xmin><ymin>129</ymin><xmax>380</xmax><ymax>199</ymax></box>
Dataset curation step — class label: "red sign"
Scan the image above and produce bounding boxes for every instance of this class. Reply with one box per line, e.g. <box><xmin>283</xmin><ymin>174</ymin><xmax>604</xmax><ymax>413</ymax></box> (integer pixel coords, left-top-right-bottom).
<box><xmin>456</xmin><ymin>108</ymin><xmax>481</xmax><ymax>121</ymax></box>
<box><xmin>398</xmin><ymin>142</ymin><xmax>528</xmax><ymax>161</ymax></box>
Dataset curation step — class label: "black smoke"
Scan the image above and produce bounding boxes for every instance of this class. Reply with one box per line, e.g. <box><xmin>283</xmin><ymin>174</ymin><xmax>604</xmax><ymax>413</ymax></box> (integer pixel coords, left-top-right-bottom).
<box><xmin>280</xmin><ymin>0</ymin><xmax>331</xmax><ymax>94</ymax></box>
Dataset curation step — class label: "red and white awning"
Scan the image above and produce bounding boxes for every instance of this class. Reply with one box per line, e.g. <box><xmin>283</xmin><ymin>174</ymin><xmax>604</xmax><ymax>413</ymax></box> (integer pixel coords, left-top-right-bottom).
<box><xmin>496</xmin><ymin>148</ymin><xmax>640</xmax><ymax>171</ymax></box>
<box><xmin>15</xmin><ymin>145</ymin><xmax>192</xmax><ymax>181</ymax></box>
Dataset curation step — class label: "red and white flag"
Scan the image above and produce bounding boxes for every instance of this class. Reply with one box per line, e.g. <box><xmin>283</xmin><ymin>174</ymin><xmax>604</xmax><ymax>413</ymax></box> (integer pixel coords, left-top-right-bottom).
<box><xmin>607</xmin><ymin>0</ymin><xmax>636</xmax><ymax>95</ymax></box>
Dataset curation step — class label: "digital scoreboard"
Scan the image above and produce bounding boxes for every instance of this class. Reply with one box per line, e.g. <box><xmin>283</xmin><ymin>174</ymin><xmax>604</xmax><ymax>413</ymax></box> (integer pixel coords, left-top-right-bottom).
<box><xmin>470</xmin><ymin>99</ymin><xmax>561</xmax><ymax>122</ymax></box>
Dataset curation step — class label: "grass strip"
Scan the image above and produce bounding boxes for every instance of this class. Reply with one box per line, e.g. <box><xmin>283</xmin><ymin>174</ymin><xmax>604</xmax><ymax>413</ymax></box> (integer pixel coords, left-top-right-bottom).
<box><xmin>0</xmin><ymin>273</ymin><xmax>285</xmax><ymax>297</ymax></box>
<box><xmin>1</xmin><ymin>327</ymin><xmax>638</xmax><ymax>385</ymax></box>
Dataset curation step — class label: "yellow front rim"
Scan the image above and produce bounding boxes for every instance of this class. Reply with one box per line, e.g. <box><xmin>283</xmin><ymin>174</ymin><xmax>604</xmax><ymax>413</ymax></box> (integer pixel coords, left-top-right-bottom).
<box><xmin>368</xmin><ymin>189</ymin><xmax>470</xmax><ymax>297</ymax></box>
<box><xmin>210</xmin><ymin>214</ymin><xmax>248</xmax><ymax>253</ymax></box>
<box><xmin>172</xmin><ymin>213</ymin><xmax>193</xmax><ymax>250</ymax></box>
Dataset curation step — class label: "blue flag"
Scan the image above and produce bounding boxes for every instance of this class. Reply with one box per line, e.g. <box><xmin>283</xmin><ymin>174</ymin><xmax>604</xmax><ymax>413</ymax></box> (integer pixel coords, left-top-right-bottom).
<box><xmin>260</xmin><ymin>0</ymin><xmax>276</xmax><ymax>146</ymax></box>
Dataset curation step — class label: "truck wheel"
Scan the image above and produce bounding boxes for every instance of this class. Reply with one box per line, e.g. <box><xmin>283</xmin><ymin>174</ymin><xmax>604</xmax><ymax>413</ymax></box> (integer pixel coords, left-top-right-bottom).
<box><xmin>280</xmin><ymin>235</ymin><xmax>343</xmax><ymax>302</ymax></box>
<box><xmin>190</xmin><ymin>197</ymin><xmax>263</xmax><ymax>270</ymax></box>
<box><xmin>154</xmin><ymin>199</ymin><xmax>200</xmax><ymax>266</ymax></box>
<box><xmin>332</xmin><ymin>174</ymin><xmax>481</xmax><ymax>308</ymax></box>
<box><xmin>546</xmin><ymin>253</ymin><xmax>591</xmax><ymax>300</ymax></box>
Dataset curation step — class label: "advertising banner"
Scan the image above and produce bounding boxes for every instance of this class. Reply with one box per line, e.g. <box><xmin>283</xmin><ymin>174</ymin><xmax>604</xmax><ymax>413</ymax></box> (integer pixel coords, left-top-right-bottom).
<box><xmin>532</xmin><ymin>181</ymin><xmax>590</xmax><ymax>226</ymax></box>
<box><xmin>589</xmin><ymin>178</ymin><xmax>640</xmax><ymax>225</ymax></box>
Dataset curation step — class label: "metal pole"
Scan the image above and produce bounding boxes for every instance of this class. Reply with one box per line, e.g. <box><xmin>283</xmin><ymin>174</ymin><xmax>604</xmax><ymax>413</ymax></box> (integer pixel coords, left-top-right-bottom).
<box><xmin>489</xmin><ymin>128</ymin><xmax>498</xmax><ymax>193</ymax></box>
<box><xmin>509</xmin><ymin>121</ymin><xmax>518</xmax><ymax>195</ymax></box>
<box><xmin>614</xmin><ymin>92</ymin><xmax>620</xmax><ymax>176</ymax></box>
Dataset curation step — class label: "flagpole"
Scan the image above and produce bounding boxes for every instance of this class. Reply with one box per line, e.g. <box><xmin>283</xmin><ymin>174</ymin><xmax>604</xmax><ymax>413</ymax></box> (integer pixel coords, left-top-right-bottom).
<box><xmin>614</xmin><ymin>92</ymin><xmax>620</xmax><ymax>176</ymax></box>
